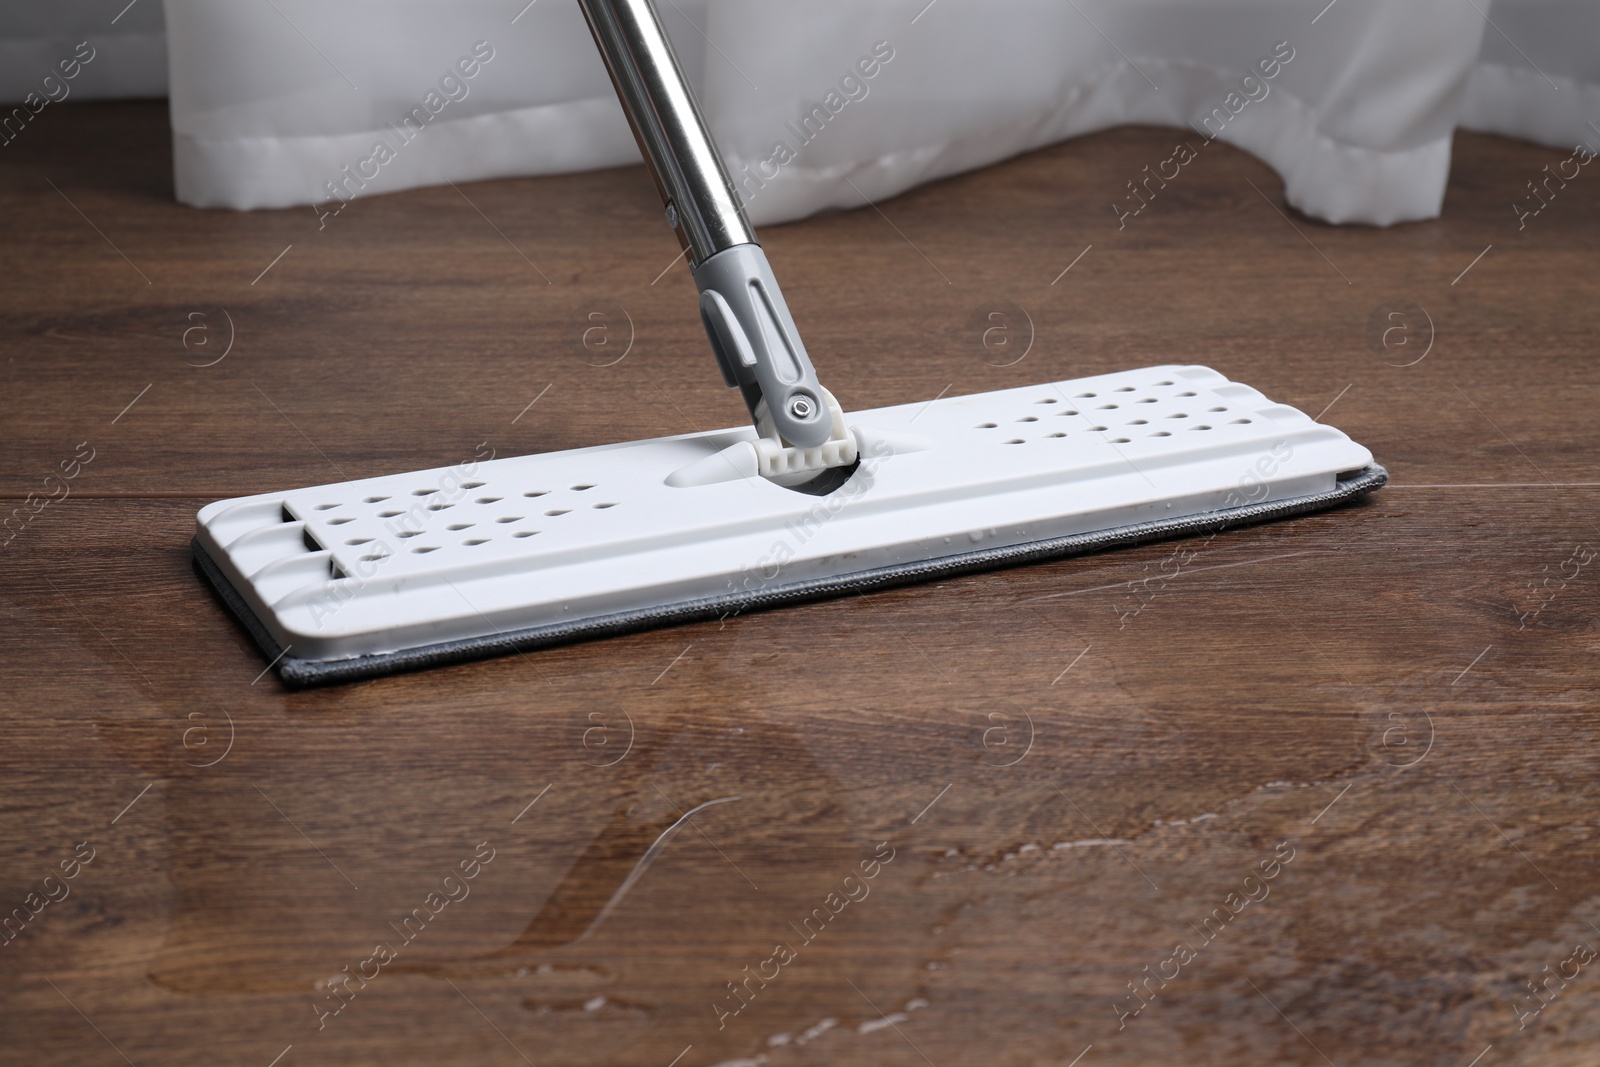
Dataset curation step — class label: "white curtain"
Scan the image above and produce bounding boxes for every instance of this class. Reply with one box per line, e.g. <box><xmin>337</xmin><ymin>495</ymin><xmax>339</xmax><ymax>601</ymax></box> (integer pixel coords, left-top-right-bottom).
<box><xmin>0</xmin><ymin>0</ymin><xmax>166</xmax><ymax>103</ymax></box>
<box><xmin>4</xmin><ymin>1</ymin><xmax>1596</xmax><ymax>227</ymax></box>
<box><xmin>1457</xmin><ymin>0</ymin><xmax>1600</xmax><ymax>150</ymax></box>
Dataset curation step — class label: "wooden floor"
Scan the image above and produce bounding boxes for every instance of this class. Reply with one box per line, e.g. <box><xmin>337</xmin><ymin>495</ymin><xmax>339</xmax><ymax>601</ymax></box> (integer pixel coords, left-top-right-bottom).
<box><xmin>3</xmin><ymin>102</ymin><xmax>1598</xmax><ymax>1067</ymax></box>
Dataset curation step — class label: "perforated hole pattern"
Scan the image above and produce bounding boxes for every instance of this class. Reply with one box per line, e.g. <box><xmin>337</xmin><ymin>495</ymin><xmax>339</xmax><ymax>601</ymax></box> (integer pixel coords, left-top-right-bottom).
<box><xmin>296</xmin><ymin>482</ymin><xmax>621</xmax><ymax>560</ymax></box>
<box><xmin>973</xmin><ymin>377</ymin><xmax>1252</xmax><ymax>445</ymax></box>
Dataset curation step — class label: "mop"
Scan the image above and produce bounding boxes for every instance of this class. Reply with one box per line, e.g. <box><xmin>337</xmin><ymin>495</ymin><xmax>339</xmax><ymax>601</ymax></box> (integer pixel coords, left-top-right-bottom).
<box><xmin>192</xmin><ymin>0</ymin><xmax>1386</xmax><ymax>686</ymax></box>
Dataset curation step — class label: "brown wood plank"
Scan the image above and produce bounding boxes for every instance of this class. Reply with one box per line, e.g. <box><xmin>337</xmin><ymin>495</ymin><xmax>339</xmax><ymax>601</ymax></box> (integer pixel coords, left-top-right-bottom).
<box><xmin>1</xmin><ymin>101</ymin><xmax>1598</xmax><ymax>1067</ymax></box>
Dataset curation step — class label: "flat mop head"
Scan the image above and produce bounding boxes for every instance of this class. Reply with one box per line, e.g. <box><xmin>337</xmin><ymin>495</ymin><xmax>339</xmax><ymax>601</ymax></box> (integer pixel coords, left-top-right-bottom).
<box><xmin>193</xmin><ymin>366</ymin><xmax>1384</xmax><ymax>686</ymax></box>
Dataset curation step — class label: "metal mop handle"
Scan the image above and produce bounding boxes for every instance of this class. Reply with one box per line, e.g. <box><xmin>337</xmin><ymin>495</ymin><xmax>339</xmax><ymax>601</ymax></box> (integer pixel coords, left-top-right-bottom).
<box><xmin>576</xmin><ymin>0</ymin><xmax>834</xmax><ymax>449</ymax></box>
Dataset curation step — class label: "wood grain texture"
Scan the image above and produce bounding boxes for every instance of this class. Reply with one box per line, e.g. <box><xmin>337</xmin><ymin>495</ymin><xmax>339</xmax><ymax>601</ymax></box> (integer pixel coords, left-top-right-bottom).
<box><xmin>2</xmin><ymin>102</ymin><xmax>1598</xmax><ymax>1067</ymax></box>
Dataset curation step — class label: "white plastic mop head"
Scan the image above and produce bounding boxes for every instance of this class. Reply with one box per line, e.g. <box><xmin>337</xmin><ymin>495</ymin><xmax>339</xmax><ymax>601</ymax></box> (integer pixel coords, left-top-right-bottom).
<box><xmin>192</xmin><ymin>365</ymin><xmax>1385</xmax><ymax>685</ymax></box>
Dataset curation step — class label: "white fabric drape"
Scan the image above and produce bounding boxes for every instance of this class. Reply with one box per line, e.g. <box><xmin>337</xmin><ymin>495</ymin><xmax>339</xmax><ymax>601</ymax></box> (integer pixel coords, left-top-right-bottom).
<box><xmin>1458</xmin><ymin>0</ymin><xmax>1600</xmax><ymax>152</ymax></box>
<box><xmin>0</xmin><ymin>0</ymin><xmax>166</xmax><ymax>104</ymax></box>
<box><xmin>4</xmin><ymin>1</ymin><xmax>1596</xmax><ymax>227</ymax></box>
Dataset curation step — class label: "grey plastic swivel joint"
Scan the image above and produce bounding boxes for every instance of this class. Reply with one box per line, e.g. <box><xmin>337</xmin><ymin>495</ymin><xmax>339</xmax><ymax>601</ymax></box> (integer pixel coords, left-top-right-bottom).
<box><xmin>693</xmin><ymin>245</ymin><xmax>830</xmax><ymax>448</ymax></box>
